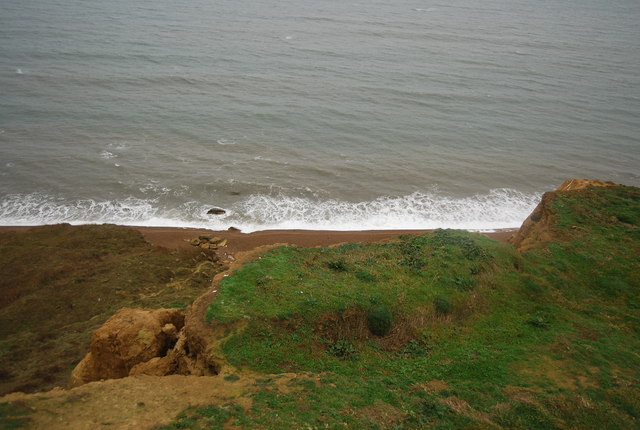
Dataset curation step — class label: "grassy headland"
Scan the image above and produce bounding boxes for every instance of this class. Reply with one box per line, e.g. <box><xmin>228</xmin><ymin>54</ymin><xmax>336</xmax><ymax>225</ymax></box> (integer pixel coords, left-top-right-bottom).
<box><xmin>181</xmin><ymin>184</ymin><xmax>639</xmax><ymax>428</ymax></box>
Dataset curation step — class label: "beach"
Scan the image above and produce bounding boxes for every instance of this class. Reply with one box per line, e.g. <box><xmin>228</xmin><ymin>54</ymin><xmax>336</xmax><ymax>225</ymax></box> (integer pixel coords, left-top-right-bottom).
<box><xmin>0</xmin><ymin>225</ymin><xmax>517</xmax><ymax>255</ymax></box>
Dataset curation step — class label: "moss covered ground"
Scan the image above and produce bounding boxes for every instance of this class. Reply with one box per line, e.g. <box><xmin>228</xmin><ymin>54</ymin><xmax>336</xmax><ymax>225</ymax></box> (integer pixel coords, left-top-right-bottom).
<box><xmin>0</xmin><ymin>224</ymin><xmax>221</xmax><ymax>396</ymax></box>
<box><xmin>161</xmin><ymin>185</ymin><xmax>640</xmax><ymax>429</ymax></box>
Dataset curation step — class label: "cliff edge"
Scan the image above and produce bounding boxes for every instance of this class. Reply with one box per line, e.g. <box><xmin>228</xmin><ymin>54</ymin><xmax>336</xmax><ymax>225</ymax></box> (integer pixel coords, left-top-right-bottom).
<box><xmin>509</xmin><ymin>179</ymin><xmax>617</xmax><ymax>252</ymax></box>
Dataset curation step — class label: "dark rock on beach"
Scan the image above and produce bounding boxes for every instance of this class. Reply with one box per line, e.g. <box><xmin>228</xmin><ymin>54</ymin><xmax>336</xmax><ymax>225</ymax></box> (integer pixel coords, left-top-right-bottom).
<box><xmin>207</xmin><ymin>208</ymin><xmax>226</xmax><ymax>215</ymax></box>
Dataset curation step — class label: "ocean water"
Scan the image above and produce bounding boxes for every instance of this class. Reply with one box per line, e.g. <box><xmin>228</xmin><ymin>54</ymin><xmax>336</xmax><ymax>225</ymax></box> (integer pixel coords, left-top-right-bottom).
<box><xmin>1</xmin><ymin>0</ymin><xmax>639</xmax><ymax>231</ymax></box>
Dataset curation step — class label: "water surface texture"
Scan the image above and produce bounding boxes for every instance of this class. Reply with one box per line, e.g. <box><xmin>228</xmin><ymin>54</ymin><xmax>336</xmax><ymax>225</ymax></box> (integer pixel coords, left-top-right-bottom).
<box><xmin>1</xmin><ymin>0</ymin><xmax>639</xmax><ymax>230</ymax></box>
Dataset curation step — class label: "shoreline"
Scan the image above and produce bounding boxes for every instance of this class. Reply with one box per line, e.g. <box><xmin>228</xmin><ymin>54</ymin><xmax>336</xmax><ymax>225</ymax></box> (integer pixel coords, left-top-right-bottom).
<box><xmin>0</xmin><ymin>225</ymin><xmax>518</xmax><ymax>254</ymax></box>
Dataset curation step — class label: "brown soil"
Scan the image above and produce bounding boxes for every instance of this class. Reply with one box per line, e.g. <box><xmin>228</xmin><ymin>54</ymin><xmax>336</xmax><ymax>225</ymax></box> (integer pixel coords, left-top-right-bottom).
<box><xmin>555</xmin><ymin>178</ymin><xmax>617</xmax><ymax>192</ymax></box>
<box><xmin>0</xmin><ymin>224</ymin><xmax>225</xmax><ymax>396</ymax></box>
<box><xmin>1</xmin><ymin>373</ymin><xmax>260</xmax><ymax>429</ymax></box>
<box><xmin>410</xmin><ymin>379</ymin><xmax>451</xmax><ymax>394</ymax></box>
<box><xmin>345</xmin><ymin>400</ymin><xmax>407</xmax><ymax>427</ymax></box>
<box><xmin>132</xmin><ymin>226</ymin><xmax>516</xmax><ymax>253</ymax></box>
<box><xmin>439</xmin><ymin>396</ymin><xmax>495</xmax><ymax>425</ymax></box>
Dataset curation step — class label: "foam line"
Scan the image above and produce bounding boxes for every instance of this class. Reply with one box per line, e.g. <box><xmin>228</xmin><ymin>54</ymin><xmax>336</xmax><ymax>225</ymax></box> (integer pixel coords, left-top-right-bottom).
<box><xmin>0</xmin><ymin>190</ymin><xmax>540</xmax><ymax>232</ymax></box>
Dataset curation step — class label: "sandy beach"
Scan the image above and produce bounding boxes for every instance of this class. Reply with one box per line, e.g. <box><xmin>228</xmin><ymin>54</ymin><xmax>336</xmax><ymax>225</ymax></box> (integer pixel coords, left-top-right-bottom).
<box><xmin>0</xmin><ymin>225</ymin><xmax>516</xmax><ymax>254</ymax></box>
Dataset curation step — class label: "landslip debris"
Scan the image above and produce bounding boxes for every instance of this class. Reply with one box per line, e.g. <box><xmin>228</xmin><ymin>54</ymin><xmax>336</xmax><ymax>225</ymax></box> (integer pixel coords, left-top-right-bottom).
<box><xmin>189</xmin><ymin>235</ymin><xmax>228</xmax><ymax>250</ymax></box>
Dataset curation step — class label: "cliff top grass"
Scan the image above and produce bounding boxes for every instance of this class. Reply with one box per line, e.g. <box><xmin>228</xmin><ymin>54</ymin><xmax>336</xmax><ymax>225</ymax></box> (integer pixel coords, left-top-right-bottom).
<box><xmin>190</xmin><ymin>184</ymin><xmax>640</xmax><ymax>429</ymax></box>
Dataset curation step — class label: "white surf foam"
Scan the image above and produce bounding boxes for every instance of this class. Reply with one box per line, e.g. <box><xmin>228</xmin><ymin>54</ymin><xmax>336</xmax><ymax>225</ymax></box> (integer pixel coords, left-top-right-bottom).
<box><xmin>100</xmin><ymin>150</ymin><xmax>117</xmax><ymax>159</ymax></box>
<box><xmin>216</xmin><ymin>139</ymin><xmax>236</xmax><ymax>145</ymax></box>
<box><xmin>220</xmin><ymin>189</ymin><xmax>539</xmax><ymax>232</ymax></box>
<box><xmin>0</xmin><ymin>194</ymin><xmax>159</xmax><ymax>226</ymax></box>
<box><xmin>0</xmin><ymin>189</ymin><xmax>540</xmax><ymax>232</ymax></box>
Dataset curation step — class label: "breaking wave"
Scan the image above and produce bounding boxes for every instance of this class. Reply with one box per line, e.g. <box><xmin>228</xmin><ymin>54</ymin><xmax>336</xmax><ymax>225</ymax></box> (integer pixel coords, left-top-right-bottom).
<box><xmin>0</xmin><ymin>189</ymin><xmax>540</xmax><ymax>232</ymax></box>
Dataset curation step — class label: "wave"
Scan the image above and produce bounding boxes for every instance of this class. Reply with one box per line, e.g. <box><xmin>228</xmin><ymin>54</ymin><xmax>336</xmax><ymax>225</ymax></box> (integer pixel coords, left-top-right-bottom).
<box><xmin>0</xmin><ymin>194</ymin><xmax>160</xmax><ymax>226</ymax></box>
<box><xmin>216</xmin><ymin>139</ymin><xmax>236</xmax><ymax>145</ymax></box>
<box><xmin>0</xmin><ymin>189</ymin><xmax>539</xmax><ymax>232</ymax></box>
<box><xmin>99</xmin><ymin>150</ymin><xmax>118</xmax><ymax>159</ymax></box>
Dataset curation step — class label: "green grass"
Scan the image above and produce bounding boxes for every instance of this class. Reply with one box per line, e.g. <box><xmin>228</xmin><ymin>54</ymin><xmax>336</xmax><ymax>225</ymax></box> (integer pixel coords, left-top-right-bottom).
<box><xmin>207</xmin><ymin>230</ymin><xmax>496</xmax><ymax>324</ymax></box>
<box><xmin>157</xmin><ymin>403</ymin><xmax>249</xmax><ymax>429</ymax></box>
<box><xmin>169</xmin><ymin>185</ymin><xmax>640</xmax><ymax>428</ymax></box>
<box><xmin>0</xmin><ymin>402</ymin><xmax>31</xmax><ymax>429</ymax></box>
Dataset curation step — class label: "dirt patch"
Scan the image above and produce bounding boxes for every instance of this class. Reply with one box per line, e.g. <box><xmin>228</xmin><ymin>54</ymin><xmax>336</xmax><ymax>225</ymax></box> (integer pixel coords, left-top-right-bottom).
<box><xmin>509</xmin><ymin>191</ymin><xmax>563</xmax><ymax>252</ymax></box>
<box><xmin>574</xmin><ymin>324</ymin><xmax>602</xmax><ymax>341</ymax></box>
<box><xmin>315</xmin><ymin>306</ymin><xmax>447</xmax><ymax>352</ymax></box>
<box><xmin>411</xmin><ymin>379</ymin><xmax>450</xmax><ymax>393</ymax></box>
<box><xmin>523</xmin><ymin>356</ymin><xmax>578</xmax><ymax>390</ymax></box>
<box><xmin>0</xmin><ymin>224</ymin><xmax>225</xmax><ymax>396</ymax></box>
<box><xmin>1</xmin><ymin>374</ymin><xmax>255</xmax><ymax>429</ymax></box>
<box><xmin>516</xmin><ymin>355</ymin><xmax>600</xmax><ymax>391</ymax></box>
<box><xmin>62</xmin><ymin>244</ymin><xmax>289</xmax><ymax>392</ymax></box>
<box><xmin>502</xmin><ymin>385</ymin><xmax>541</xmax><ymax>404</ymax></box>
<box><xmin>556</xmin><ymin>179</ymin><xmax>617</xmax><ymax>192</ymax></box>
<box><xmin>345</xmin><ymin>400</ymin><xmax>406</xmax><ymax>427</ymax></box>
<box><xmin>439</xmin><ymin>396</ymin><xmax>494</xmax><ymax>425</ymax></box>
<box><xmin>0</xmin><ymin>371</ymin><xmax>315</xmax><ymax>429</ymax></box>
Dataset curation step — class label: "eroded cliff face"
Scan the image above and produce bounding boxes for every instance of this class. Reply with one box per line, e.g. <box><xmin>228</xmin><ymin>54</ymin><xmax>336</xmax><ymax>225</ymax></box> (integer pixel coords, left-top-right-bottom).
<box><xmin>69</xmin><ymin>247</ymin><xmax>272</xmax><ymax>387</ymax></box>
<box><xmin>69</xmin><ymin>181</ymin><xmax>624</xmax><ymax>385</ymax></box>
<box><xmin>509</xmin><ymin>179</ymin><xmax>617</xmax><ymax>252</ymax></box>
<box><xmin>555</xmin><ymin>178</ymin><xmax>617</xmax><ymax>192</ymax></box>
<box><xmin>70</xmin><ymin>308</ymin><xmax>186</xmax><ymax>386</ymax></box>
<box><xmin>69</xmin><ymin>303</ymin><xmax>225</xmax><ymax>386</ymax></box>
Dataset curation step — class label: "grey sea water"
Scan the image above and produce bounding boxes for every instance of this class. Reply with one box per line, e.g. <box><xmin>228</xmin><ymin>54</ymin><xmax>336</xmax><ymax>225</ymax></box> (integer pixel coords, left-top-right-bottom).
<box><xmin>1</xmin><ymin>0</ymin><xmax>639</xmax><ymax>231</ymax></box>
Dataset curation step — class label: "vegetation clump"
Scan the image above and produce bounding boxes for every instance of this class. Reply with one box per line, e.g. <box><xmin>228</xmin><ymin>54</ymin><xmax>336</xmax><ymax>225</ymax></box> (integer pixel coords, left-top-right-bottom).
<box><xmin>326</xmin><ymin>259</ymin><xmax>348</xmax><ymax>271</ymax></box>
<box><xmin>355</xmin><ymin>269</ymin><xmax>376</xmax><ymax>282</ymax></box>
<box><xmin>0</xmin><ymin>401</ymin><xmax>31</xmax><ymax>429</ymax></box>
<box><xmin>367</xmin><ymin>305</ymin><xmax>393</xmax><ymax>336</ymax></box>
<box><xmin>159</xmin><ymin>403</ymin><xmax>247</xmax><ymax>430</ymax></box>
<box><xmin>433</xmin><ymin>296</ymin><xmax>452</xmax><ymax>315</ymax></box>
<box><xmin>328</xmin><ymin>339</ymin><xmax>358</xmax><ymax>361</ymax></box>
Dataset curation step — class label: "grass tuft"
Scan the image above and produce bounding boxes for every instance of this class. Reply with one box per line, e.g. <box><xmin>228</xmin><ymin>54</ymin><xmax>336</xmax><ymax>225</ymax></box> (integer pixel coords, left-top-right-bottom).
<box><xmin>367</xmin><ymin>305</ymin><xmax>393</xmax><ymax>336</ymax></box>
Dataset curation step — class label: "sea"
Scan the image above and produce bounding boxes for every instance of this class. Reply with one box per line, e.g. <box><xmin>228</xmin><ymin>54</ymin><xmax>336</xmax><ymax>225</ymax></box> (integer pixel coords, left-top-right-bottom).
<box><xmin>1</xmin><ymin>0</ymin><xmax>639</xmax><ymax>232</ymax></box>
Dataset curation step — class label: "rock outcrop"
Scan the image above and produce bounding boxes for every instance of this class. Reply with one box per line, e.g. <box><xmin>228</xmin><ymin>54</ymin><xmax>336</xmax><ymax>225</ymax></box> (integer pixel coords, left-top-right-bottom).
<box><xmin>555</xmin><ymin>178</ymin><xmax>616</xmax><ymax>192</ymax></box>
<box><xmin>71</xmin><ymin>297</ymin><xmax>226</xmax><ymax>386</ymax></box>
<box><xmin>509</xmin><ymin>179</ymin><xmax>617</xmax><ymax>252</ymax></box>
<box><xmin>190</xmin><ymin>235</ymin><xmax>228</xmax><ymax>250</ymax></box>
<box><xmin>207</xmin><ymin>208</ymin><xmax>226</xmax><ymax>215</ymax></box>
<box><xmin>70</xmin><ymin>308</ymin><xmax>184</xmax><ymax>386</ymax></box>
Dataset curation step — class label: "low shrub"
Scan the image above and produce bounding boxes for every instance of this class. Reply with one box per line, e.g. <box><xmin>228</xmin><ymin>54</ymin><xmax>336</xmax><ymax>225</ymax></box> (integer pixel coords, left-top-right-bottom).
<box><xmin>355</xmin><ymin>269</ymin><xmax>376</xmax><ymax>282</ymax></box>
<box><xmin>367</xmin><ymin>305</ymin><xmax>393</xmax><ymax>336</ymax></box>
<box><xmin>328</xmin><ymin>339</ymin><xmax>358</xmax><ymax>361</ymax></box>
<box><xmin>452</xmin><ymin>276</ymin><xmax>476</xmax><ymax>291</ymax></box>
<box><xmin>433</xmin><ymin>296</ymin><xmax>452</xmax><ymax>315</ymax></box>
<box><xmin>326</xmin><ymin>260</ymin><xmax>348</xmax><ymax>271</ymax></box>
